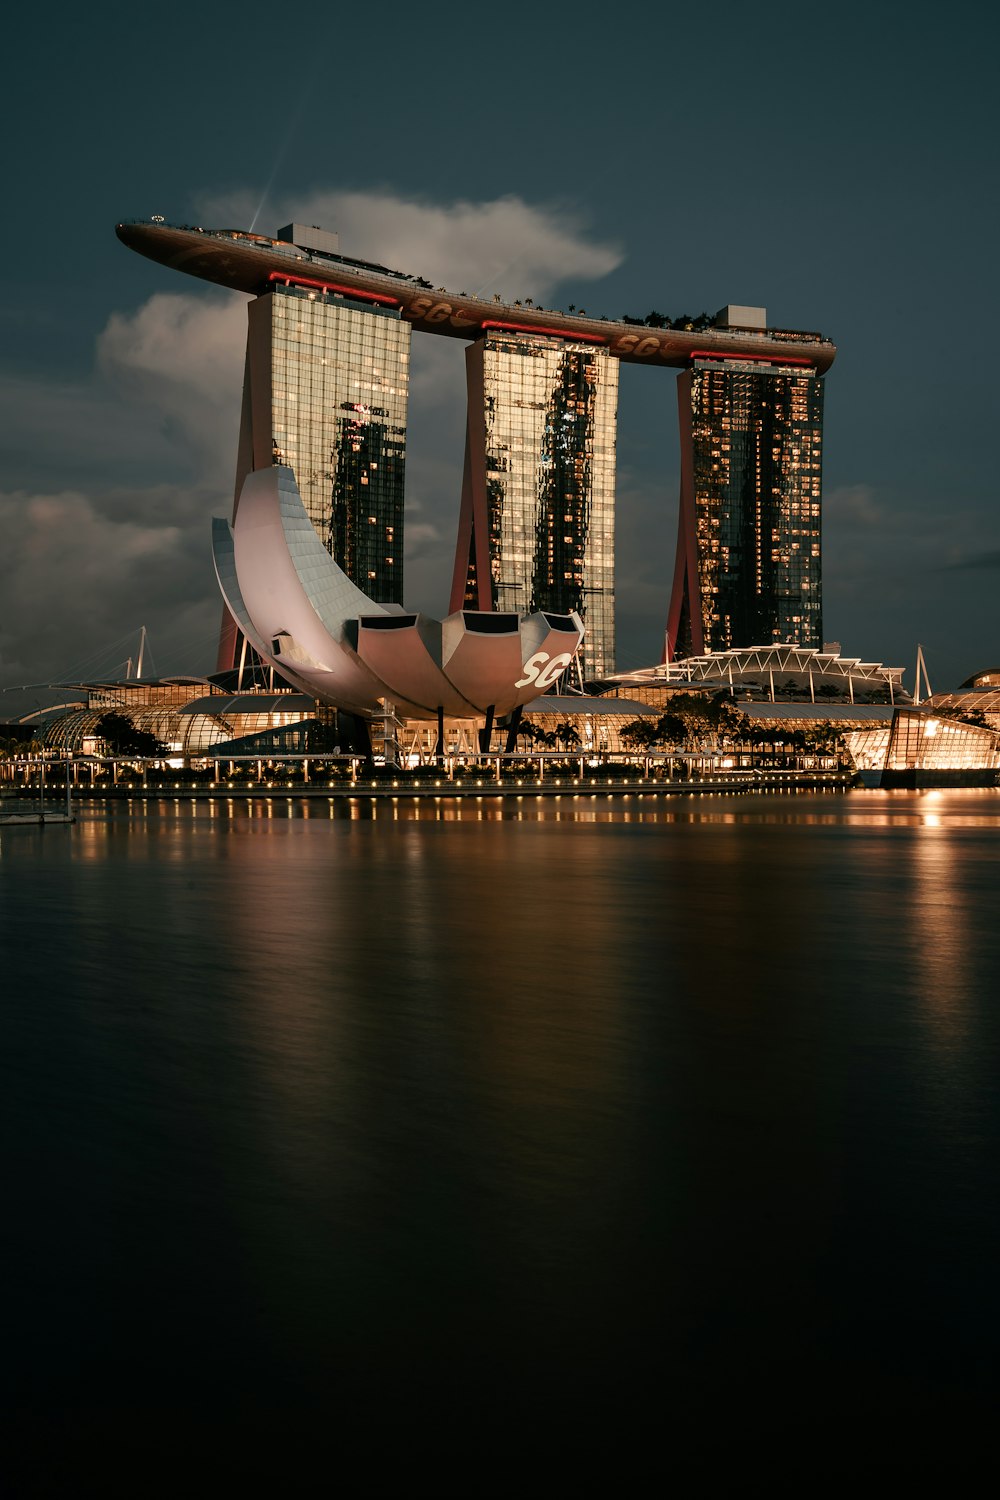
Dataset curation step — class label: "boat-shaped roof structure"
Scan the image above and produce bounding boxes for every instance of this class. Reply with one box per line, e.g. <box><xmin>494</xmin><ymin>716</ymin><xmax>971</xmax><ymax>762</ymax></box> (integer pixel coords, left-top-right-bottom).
<box><xmin>116</xmin><ymin>219</ymin><xmax>837</xmax><ymax>373</ymax></box>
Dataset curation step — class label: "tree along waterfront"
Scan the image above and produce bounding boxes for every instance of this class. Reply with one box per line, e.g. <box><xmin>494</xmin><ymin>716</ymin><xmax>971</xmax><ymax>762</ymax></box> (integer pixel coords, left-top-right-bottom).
<box><xmin>1</xmin><ymin>746</ymin><xmax>852</xmax><ymax>801</ymax></box>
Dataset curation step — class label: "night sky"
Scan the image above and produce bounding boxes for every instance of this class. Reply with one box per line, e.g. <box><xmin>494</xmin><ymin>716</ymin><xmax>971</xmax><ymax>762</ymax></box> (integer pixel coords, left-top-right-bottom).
<box><xmin>2</xmin><ymin>1</ymin><xmax>995</xmax><ymax>699</ymax></box>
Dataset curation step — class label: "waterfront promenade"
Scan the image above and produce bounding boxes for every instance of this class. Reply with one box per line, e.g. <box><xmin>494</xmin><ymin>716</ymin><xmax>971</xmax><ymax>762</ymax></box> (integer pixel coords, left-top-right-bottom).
<box><xmin>1</xmin><ymin>751</ymin><xmax>854</xmax><ymax>804</ymax></box>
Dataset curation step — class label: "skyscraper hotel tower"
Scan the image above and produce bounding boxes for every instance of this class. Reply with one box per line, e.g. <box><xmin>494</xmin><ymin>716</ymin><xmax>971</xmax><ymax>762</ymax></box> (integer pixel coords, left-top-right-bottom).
<box><xmin>221</xmin><ymin>223</ymin><xmax>411</xmax><ymax>669</ymax></box>
<box><xmin>115</xmin><ymin>219</ymin><xmax>836</xmax><ymax>681</ymax></box>
<box><xmin>665</xmin><ymin>306</ymin><xmax>825</xmax><ymax>660</ymax></box>
<box><xmin>451</xmin><ymin>331</ymin><xmax>618</xmax><ymax>680</ymax></box>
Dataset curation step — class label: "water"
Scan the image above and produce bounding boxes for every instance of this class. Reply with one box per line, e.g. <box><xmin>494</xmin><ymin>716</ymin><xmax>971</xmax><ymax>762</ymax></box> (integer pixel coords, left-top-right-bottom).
<box><xmin>3</xmin><ymin>790</ymin><xmax>999</xmax><ymax>1461</ymax></box>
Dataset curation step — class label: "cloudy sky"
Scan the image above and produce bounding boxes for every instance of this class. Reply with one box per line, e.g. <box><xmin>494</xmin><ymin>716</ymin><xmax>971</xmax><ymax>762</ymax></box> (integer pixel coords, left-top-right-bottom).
<box><xmin>2</xmin><ymin>1</ymin><xmax>996</xmax><ymax>703</ymax></box>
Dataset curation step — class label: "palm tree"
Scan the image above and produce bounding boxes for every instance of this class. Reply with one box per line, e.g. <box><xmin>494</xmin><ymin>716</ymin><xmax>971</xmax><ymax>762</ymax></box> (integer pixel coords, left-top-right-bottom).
<box><xmin>621</xmin><ymin>719</ymin><xmax>658</xmax><ymax>751</ymax></box>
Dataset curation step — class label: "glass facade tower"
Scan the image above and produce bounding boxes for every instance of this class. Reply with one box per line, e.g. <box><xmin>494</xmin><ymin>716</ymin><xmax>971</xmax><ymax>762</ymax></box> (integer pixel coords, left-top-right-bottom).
<box><xmin>220</xmin><ymin>282</ymin><xmax>410</xmax><ymax>668</ymax></box>
<box><xmin>270</xmin><ymin>285</ymin><xmax>410</xmax><ymax>596</ymax></box>
<box><xmin>666</xmin><ymin>355</ymin><xmax>824</xmax><ymax>659</ymax></box>
<box><xmin>451</xmin><ymin>332</ymin><xmax>618</xmax><ymax>680</ymax></box>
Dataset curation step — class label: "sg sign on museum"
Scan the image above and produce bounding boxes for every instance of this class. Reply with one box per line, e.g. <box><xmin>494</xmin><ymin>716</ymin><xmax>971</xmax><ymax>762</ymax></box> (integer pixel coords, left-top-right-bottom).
<box><xmin>514</xmin><ymin>651</ymin><xmax>575</xmax><ymax>691</ymax></box>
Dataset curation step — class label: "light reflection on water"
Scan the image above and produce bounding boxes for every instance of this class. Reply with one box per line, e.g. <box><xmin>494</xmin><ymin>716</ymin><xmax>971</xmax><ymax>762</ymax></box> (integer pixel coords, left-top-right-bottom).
<box><xmin>40</xmin><ymin>785</ymin><xmax>1000</xmax><ymax>833</ymax></box>
<box><xmin>2</xmin><ymin>788</ymin><xmax>1000</xmax><ymax>1433</ymax></box>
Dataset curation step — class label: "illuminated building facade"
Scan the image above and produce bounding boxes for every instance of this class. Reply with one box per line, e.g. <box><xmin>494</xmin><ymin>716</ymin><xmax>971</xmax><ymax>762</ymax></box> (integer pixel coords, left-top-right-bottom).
<box><xmin>847</xmin><ymin>708</ymin><xmax>1000</xmax><ymax>785</ymax></box>
<box><xmin>602</xmin><ymin>642</ymin><xmax>904</xmax><ymax>706</ymax></box>
<box><xmin>666</xmin><ymin>317</ymin><xmax>825</xmax><ymax>659</ymax></box>
<box><xmin>220</xmin><ymin>225</ymin><xmax>411</xmax><ymax>669</ymax></box>
<box><xmin>451</xmin><ymin>332</ymin><xmax>618</xmax><ymax>680</ymax></box>
<box><xmin>237</xmin><ymin>283</ymin><xmax>410</xmax><ymax>593</ymax></box>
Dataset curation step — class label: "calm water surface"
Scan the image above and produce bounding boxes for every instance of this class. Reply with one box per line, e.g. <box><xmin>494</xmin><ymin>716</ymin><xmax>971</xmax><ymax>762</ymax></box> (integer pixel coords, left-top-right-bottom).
<box><xmin>3</xmin><ymin>790</ymin><xmax>999</xmax><ymax>1448</ymax></box>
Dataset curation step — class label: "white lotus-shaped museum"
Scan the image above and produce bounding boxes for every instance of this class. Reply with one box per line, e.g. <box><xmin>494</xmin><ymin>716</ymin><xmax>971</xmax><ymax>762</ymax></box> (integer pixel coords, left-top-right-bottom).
<box><xmin>212</xmin><ymin>466</ymin><xmax>584</xmax><ymax>720</ymax></box>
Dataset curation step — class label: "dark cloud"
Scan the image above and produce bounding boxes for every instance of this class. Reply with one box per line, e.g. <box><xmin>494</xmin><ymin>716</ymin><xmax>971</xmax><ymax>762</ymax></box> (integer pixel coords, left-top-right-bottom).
<box><xmin>0</xmin><ymin>483</ymin><xmax>221</xmax><ymax>685</ymax></box>
<box><xmin>0</xmin><ymin>286</ymin><xmax>247</xmax><ymax>687</ymax></box>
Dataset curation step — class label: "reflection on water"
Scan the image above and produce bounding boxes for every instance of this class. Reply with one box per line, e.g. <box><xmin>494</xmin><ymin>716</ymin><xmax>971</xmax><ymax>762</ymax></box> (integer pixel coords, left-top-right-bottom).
<box><xmin>2</xmin><ymin>788</ymin><xmax>1000</xmax><ymax>1440</ymax></box>
<box><xmin>37</xmin><ymin>785</ymin><xmax>1000</xmax><ymax>834</ymax></box>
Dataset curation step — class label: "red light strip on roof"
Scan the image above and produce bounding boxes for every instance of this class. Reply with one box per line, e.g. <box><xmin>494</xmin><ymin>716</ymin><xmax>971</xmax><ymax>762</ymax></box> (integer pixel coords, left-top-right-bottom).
<box><xmin>689</xmin><ymin>349</ymin><xmax>814</xmax><ymax>367</ymax></box>
<box><xmin>481</xmin><ymin>319</ymin><xmax>606</xmax><ymax>344</ymax></box>
<box><xmin>267</xmin><ymin>271</ymin><xmax>400</xmax><ymax>307</ymax></box>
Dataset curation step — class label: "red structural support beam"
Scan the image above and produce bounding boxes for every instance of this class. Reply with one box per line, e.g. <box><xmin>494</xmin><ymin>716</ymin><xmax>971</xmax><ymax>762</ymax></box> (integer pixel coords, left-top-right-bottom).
<box><xmin>481</xmin><ymin>319</ymin><xmax>607</xmax><ymax>344</ymax></box>
<box><xmin>688</xmin><ymin>349</ymin><xmax>814</xmax><ymax>367</ymax></box>
<box><xmin>267</xmin><ymin>271</ymin><xmax>400</xmax><ymax>307</ymax></box>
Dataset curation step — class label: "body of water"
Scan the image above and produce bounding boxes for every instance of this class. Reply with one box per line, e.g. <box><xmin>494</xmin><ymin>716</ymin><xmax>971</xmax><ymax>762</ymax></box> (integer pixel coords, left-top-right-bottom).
<box><xmin>3</xmin><ymin>790</ymin><xmax>999</xmax><ymax>1469</ymax></box>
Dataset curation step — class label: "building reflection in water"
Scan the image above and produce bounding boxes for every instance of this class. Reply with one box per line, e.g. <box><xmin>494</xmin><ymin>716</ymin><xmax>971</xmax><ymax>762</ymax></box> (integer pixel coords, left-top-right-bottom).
<box><xmin>5</xmin><ymin>788</ymin><xmax>1000</xmax><ymax>1415</ymax></box>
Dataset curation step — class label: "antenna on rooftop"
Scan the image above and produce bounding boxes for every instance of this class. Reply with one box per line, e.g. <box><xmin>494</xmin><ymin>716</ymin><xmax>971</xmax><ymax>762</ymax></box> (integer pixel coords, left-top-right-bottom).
<box><xmin>914</xmin><ymin>643</ymin><xmax>932</xmax><ymax>705</ymax></box>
